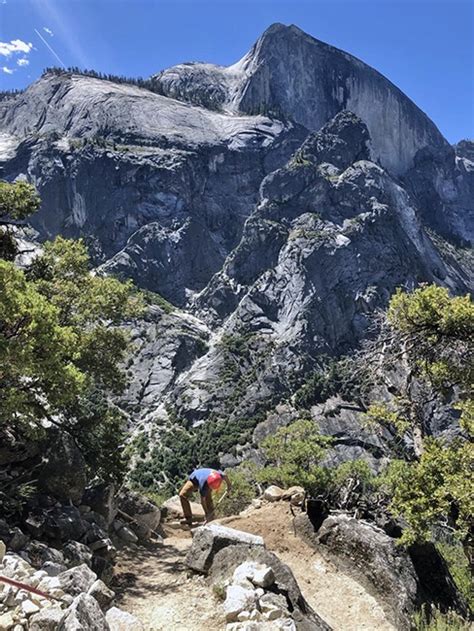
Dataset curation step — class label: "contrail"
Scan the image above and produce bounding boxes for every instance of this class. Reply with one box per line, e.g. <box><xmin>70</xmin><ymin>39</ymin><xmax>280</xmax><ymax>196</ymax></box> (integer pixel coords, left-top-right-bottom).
<box><xmin>34</xmin><ymin>27</ymin><xmax>65</xmax><ymax>67</ymax></box>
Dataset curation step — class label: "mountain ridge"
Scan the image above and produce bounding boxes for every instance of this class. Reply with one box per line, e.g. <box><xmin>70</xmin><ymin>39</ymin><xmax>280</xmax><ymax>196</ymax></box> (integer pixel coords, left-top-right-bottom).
<box><xmin>0</xmin><ymin>23</ymin><xmax>472</xmax><ymax>451</ymax></box>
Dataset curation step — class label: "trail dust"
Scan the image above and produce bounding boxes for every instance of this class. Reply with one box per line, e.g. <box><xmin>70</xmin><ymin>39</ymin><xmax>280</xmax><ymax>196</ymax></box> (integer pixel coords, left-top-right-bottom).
<box><xmin>112</xmin><ymin>502</ymin><xmax>396</xmax><ymax>631</ymax></box>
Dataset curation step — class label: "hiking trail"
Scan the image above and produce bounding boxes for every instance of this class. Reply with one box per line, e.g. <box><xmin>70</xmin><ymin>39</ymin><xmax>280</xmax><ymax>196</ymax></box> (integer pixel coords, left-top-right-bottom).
<box><xmin>112</xmin><ymin>503</ymin><xmax>395</xmax><ymax>630</ymax></box>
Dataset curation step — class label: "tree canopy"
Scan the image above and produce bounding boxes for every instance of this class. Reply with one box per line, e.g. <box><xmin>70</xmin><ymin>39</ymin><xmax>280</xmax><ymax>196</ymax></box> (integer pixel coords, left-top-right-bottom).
<box><xmin>373</xmin><ymin>285</ymin><xmax>473</xmax><ymax>554</ymax></box>
<box><xmin>0</xmin><ymin>181</ymin><xmax>144</xmax><ymax>484</ymax></box>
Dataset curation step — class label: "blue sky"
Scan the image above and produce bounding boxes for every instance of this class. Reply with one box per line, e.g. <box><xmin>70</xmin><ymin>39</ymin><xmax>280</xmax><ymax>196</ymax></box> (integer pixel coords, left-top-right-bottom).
<box><xmin>0</xmin><ymin>0</ymin><xmax>472</xmax><ymax>143</ymax></box>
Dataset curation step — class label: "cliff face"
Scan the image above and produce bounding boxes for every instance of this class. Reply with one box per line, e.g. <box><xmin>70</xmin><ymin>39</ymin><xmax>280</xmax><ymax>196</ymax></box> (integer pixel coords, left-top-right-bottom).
<box><xmin>0</xmin><ymin>24</ymin><xmax>472</xmax><ymax>467</ymax></box>
<box><xmin>0</xmin><ymin>73</ymin><xmax>306</xmax><ymax>304</ymax></box>
<box><xmin>154</xmin><ymin>23</ymin><xmax>448</xmax><ymax>175</ymax></box>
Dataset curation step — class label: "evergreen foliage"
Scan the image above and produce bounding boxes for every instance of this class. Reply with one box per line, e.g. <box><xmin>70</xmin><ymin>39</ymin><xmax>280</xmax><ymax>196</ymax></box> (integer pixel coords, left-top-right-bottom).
<box><xmin>371</xmin><ymin>285</ymin><xmax>473</xmax><ymax>561</ymax></box>
<box><xmin>257</xmin><ymin>419</ymin><xmax>333</xmax><ymax>495</ymax></box>
<box><xmin>0</xmin><ymin>182</ymin><xmax>144</xmax><ymax>485</ymax></box>
<box><xmin>0</xmin><ymin>180</ymin><xmax>41</xmax><ymax>260</ymax></box>
<box><xmin>42</xmin><ymin>66</ymin><xmax>162</xmax><ymax>94</ymax></box>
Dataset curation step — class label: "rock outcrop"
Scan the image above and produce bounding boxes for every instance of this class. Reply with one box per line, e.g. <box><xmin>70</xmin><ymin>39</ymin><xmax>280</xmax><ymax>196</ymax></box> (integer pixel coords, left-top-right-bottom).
<box><xmin>1</xmin><ymin>22</ymin><xmax>472</xmax><ymax>537</ymax></box>
<box><xmin>186</xmin><ymin>524</ymin><xmax>331</xmax><ymax>630</ymax></box>
<box><xmin>0</xmin><ymin>546</ymin><xmax>140</xmax><ymax>630</ymax></box>
<box><xmin>153</xmin><ymin>23</ymin><xmax>447</xmax><ymax>175</ymax></box>
<box><xmin>0</xmin><ymin>70</ymin><xmax>305</xmax><ymax>305</ymax></box>
<box><xmin>295</xmin><ymin>513</ymin><xmax>469</xmax><ymax>630</ymax></box>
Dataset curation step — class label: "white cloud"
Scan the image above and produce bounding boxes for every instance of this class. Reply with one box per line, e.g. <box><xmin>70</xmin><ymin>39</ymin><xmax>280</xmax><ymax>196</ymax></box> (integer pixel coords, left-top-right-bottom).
<box><xmin>17</xmin><ymin>57</ymin><xmax>29</xmax><ymax>67</ymax></box>
<box><xmin>43</xmin><ymin>27</ymin><xmax>54</xmax><ymax>37</ymax></box>
<box><xmin>0</xmin><ymin>39</ymin><xmax>33</xmax><ymax>57</ymax></box>
<box><xmin>1</xmin><ymin>66</ymin><xmax>14</xmax><ymax>74</ymax></box>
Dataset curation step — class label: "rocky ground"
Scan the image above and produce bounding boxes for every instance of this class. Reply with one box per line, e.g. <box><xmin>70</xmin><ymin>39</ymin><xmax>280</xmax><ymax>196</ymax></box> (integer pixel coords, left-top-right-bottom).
<box><xmin>108</xmin><ymin>497</ymin><xmax>414</xmax><ymax>630</ymax></box>
<box><xmin>223</xmin><ymin>503</ymin><xmax>395</xmax><ymax>631</ymax></box>
<box><xmin>1</xmin><ymin>481</ymin><xmax>469</xmax><ymax>630</ymax></box>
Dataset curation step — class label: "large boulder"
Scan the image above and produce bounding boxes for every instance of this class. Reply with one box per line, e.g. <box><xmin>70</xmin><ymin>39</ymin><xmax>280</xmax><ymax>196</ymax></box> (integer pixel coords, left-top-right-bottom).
<box><xmin>40</xmin><ymin>432</ymin><xmax>87</xmax><ymax>503</ymax></box>
<box><xmin>116</xmin><ymin>489</ymin><xmax>161</xmax><ymax>540</ymax></box>
<box><xmin>186</xmin><ymin>523</ymin><xmax>330</xmax><ymax>630</ymax></box>
<box><xmin>186</xmin><ymin>524</ymin><xmax>264</xmax><ymax>573</ymax></box>
<box><xmin>59</xmin><ymin>593</ymin><xmax>109</xmax><ymax>630</ymax></box>
<box><xmin>210</xmin><ymin>545</ymin><xmax>331</xmax><ymax>630</ymax></box>
<box><xmin>105</xmin><ymin>607</ymin><xmax>144</xmax><ymax>630</ymax></box>
<box><xmin>63</xmin><ymin>541</ymin><xmax>93</xmax><ymax>568</ymax></box>
<box><xmin>58</xmin><ymin>563</ymin><xmax>97</xmax><ymax>596</ymax></box>
<box><xmin>263</xmin><ymin>485</ymin><xmax>285</xmax><ymax>502</ymax></box>
<box><xmin>25</xmin><ymin>540</ymin><xmax>66</xmax><ymax>568</ymax></box>
<box><xmin>88</xmin><ymin>579</ymin><xmax>116</xmax><ymax>611</ymax></box>
<box><xmin>224</xmin><ymin>584</ymin><xmax>257</xmax><ymax>622</ymax></box>
<box><xmin>83</xmin><ymin>484</ymin><xmax>118</xmax><ymax>527</ymax></box>
<box><xmin>30</xmin><ymin>607</ymin><xmax>66</xmax><ymax>630</ymax></box>
<box><xmin>26</xmin><ymin>506</ymin><xmax>90</xmax><ymax>543</ymax></box>
<box><xmin>296</xmin><ymin>513</ymin><xmax>418</xmax><ymax>629</ymax></box>
<box><xmin>163</xmin><ymin>495</ymin><xmax>205</xmax><ymax>521</ymax></box>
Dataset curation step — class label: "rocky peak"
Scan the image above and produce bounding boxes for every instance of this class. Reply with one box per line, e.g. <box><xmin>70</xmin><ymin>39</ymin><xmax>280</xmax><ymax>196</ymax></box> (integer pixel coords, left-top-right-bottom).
<box><xmin>296</xmin><ymin>110</ymin><xmax>371</xmax><ymax>169</ymax></box>
<box><xmin>153</xmin><ymin>23</ymin><xmax>447</xmax><ymax>175</ymax></box>
<box><xmin>454</xmin><ymin>139</ymin><xmax>474</xmax><ymax>162</ymax></box>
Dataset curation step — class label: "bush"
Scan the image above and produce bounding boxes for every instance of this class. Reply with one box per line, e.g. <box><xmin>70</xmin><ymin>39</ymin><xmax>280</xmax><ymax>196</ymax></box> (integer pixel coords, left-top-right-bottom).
<box><xmin>437</xmin><ymin>541</ymin><xmax>474</xmax><ymax>611</ymax></box>
<box><xmin>412</xmin><ymin>607</ymin><xmax>471</xmax><ymax>630</ymax></box>
<box><xmin>215</xmin><ymin>466</ymin><xmax>257</xmax><ymax>517</ymax></box>
<box><xmin>294</xmin><ymin>357</ymin><xmax>368</xmax><ymax>409</ymax></box>
<box><xmin>257</xmin><ymin>419</ymin><xmax>332</xmax><ymax>495</ymax></box>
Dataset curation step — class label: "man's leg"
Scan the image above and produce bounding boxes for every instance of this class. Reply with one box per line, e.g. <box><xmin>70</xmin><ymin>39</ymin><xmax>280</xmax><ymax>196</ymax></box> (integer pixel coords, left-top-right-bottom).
<box><xmin>201</xmin><ymin>491</ymin><xmax>215</xmax><ymax>522</ymax></box>
<box><xmin>179</xmin><ymin>480</ymin><xmax>196</xmax><ymax>525</ymax></box>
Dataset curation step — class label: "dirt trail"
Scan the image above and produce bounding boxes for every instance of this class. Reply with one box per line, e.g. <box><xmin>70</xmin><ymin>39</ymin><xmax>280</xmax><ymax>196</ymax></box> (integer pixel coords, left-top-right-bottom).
<box><xmin>112</xmin><ymin>532</ymin><xmax>223</xmax><ymax>630</ymax></box>
<box><xmin>224</xmin><ymin>504</ymin><xmax>395</xmax><ymax>631</ymax></box>
<box><xmin>113</xmin><ymin>503</ymin><xmax>395</xmax><ymax>631</ymax></box>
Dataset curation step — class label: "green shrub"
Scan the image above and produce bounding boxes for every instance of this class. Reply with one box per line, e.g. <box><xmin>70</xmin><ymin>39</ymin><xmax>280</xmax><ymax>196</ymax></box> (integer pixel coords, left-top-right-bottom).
<box><xmin>257</xmin><ymin>419</ymin><xmax>332</xmax><ymax>495</ymax></box>
<box><xmin>215</xmin><ymin>466</ymin><xmax>257</xmax><ymax>517</ymax></box>
<box><xmin>412</xmin><ymin>607</ymin><xmax>471</xmax><ymax>630</ymax></box>
<box><xmin>437</xmin><ymin>541</ymin><xmax>474</xmax><ymax>611</ymax></box>
<box><xmin>141</xmin><ymin>289</ymin><xmax>176</xmax><ymax>314</ymax></box>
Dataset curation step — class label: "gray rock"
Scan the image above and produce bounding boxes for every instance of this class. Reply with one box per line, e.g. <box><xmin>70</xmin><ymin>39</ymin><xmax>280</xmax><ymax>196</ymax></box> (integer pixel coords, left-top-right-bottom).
<box><xmin>263</xmin><ymin>486</ymin><xmax>285</xmax><ymax>502</ymax></box>
<box><xmin>29</xmin><ymin>607</ymin><xmax>65</xmax><ymax>630</ymax></box>
<box><xmin>41</xmin><ymin>507</ymin><xmax>90</xmax><ymax>543</ymax></box>
<box><xmin>87</xmin><ymin>579</ymin><xmax>115</xmax><ymax>611</ymax></box>
<box><xmin>59</xmin><ymin>593</ymin><xmax>108</xmax><ymax>630</ymax></box>
<box><xmin>58</xmin><ymin>564</ymin><xmax>97</xmax><ymax>597</ymax></box>
<box><xmin>40</xmin><ymin>432</ymin><xmax>87</xmax><ymax>503</ymax></box>
<box><xmin>0</xmin><ymin>68</ymin><xmax>303</xmax><ymax>306</ymax></box>
<box><xmin>297</xmin><ymin>513</ymin><xmax>418</xmax><ymax>630</ymax></box>
<box><xmin>233</xmin><ymin>561</ymin><xmax>274</xmax><ymax>589</ymax></box>
<box><xmin>210</xmin><ymin>545</ymin><xmax>331</xmax><ymax>630</ymax></box>
<box><xmin>224</xmin><ymin>584</ymin><xmax>257</xmax><ymax>622</ymax></box>
<box><xmin>83</xmin><ymin>484</ymin><xmax>117</xmax><ymax>527</ymax></box>
<box><xmin>41</xmin><ymin>561</ymin><xmax>67</xmax><ymax>576</ymax></box>
<box><xmin>116</xmin><ymin>489</ymin><xmax>161</xmax><ymax>539</ymax></box>
<box><xmin>63</xmin><ymin>541</ymin><xmax>93</xmax><ymax>568</ymax></box>
<box><xmin>154</xmin><ymin>23</ymin><xmax>446</xmax><ymax>175</ymax></box>
<box><xmin>25</xmin><ymin>541</ymin><xmax>65</xmax><ymax>568</ymax></box>
<box><xmin>186</xmin><ymin>524</ymin><xmax>264</xmax><ymax>573</ymax></box>
<box><xmin>163</xmin><ymin>495</ymin><xmax>206</xmax><ymax>521</ymax></box>
<box><xmin>8</xmin><ymin>528</ymin><xmax>29</xmax><ymax>552</ymax></box>
<box><xmin>117</xmin><ymin>526</ymin><xmax>138</xmax><ymax>545</ymax></box>
<box><xmin>105</xmin><ymin>607</ymin><xmax>144</xmax><ymax>630</ymax></box>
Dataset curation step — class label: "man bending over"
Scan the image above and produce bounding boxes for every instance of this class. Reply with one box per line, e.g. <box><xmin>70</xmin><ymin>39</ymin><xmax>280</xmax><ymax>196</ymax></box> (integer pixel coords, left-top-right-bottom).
<box><xmin>179</xmin><ymin>467</ymin><xmax>231</xmax><ymax>526</ymax></box>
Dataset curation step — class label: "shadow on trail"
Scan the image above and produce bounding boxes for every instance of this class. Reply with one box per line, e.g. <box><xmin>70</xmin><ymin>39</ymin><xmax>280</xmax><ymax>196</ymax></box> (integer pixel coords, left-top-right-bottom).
<box><xmin>111</xmin><ymin>538</ymin><xmax>191</xmax><ymax>602</ymax></box>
